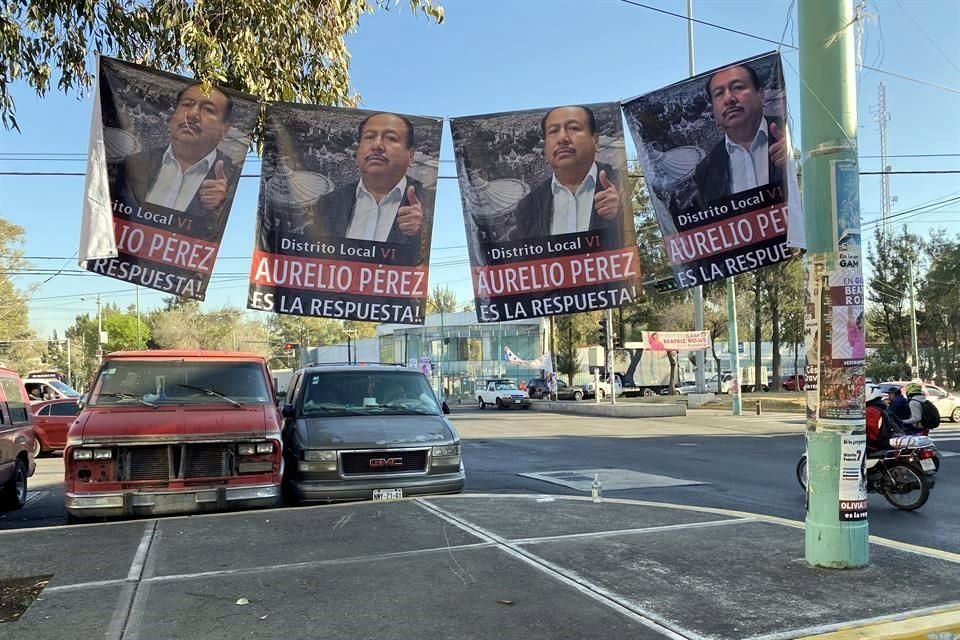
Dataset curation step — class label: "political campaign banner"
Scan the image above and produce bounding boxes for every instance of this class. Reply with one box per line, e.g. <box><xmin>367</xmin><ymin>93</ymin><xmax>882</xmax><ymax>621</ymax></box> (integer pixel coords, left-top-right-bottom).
<box><xmin>622</xmin><ymin>51</ymin><xmax>804</xmax><ymax>290</ymax></box>
<box><xmin>450</xmin><ymin>103</ymin><xmax>642</xmax><ymax>323</ymax></box>
<box><xmin>639</xmin><ymin>330</ymin><xmax>709</xmax><ymax>352</ymax></box>
<box><xmin>248</xmin><ymin>104</ymin><xmax>442</xmax><ymax>323</ymax></box>
<box><xmin>79</xmin><ymin>56</ymin><xmax>257</xmax><ymax>299</ymax></box>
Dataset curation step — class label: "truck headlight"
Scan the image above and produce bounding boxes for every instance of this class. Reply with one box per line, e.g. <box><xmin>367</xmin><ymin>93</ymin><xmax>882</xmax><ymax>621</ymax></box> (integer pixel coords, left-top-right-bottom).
<box><xmin>73</xmin><ymin>449</ymin><xmax>93</xmax><ymax>460</ymax></box>
<box><xmin>255</xmin><ymin>442</ymin><xmax>274</xmax><ymax>454</ymax></box>
<box><xmin>237</xmin><ymin>444</ymin><xmax>256</xmax><ymax>456</ymax></box>
<box><xmin>93</xmin><ymin>449</ymin><xmax>113</xmax><ymax>460</ymax></box>
<box><xmin>432</xmin><ymin>444</ymin><xmax>461</xmax><ymax>457</ymax></box>
<box><xmin>303</xmin><ymin>450</ymin><xmax>337</xmax><ymax>462</ymax></box>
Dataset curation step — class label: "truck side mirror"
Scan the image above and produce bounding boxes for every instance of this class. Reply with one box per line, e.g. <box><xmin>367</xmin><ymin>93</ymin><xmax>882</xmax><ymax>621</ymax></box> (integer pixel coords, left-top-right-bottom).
<box><xmin>281</xmin><ymin>404</ymin><xmax>296</xmax><ymax>419</ymax></box>
<box><xmin>77</xmin><ymin>393</ymin><xmax>88</xmax><ymax>410</ymax></box>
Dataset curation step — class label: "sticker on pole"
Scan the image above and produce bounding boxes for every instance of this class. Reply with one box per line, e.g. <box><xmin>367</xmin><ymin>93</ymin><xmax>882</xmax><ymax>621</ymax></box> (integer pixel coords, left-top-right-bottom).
<box><xmin>839</xmin><ymin>434</ymin><xmax>867</xmax><ymax>521</ymax></box>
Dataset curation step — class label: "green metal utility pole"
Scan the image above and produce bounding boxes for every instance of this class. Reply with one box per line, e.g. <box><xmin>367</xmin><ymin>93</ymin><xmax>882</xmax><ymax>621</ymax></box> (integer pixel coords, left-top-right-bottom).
<box><xmin>908</xmin><ymin>256</ymin><xmax>919</xmax><ymax>373</ymax></box>
<box><xmin>799</xmin><ymin>0</ymin><xmax>869</xmax><ymax>567</ymax></box>
<box><xmin>726</xmin><ymin>281</ymin><xmax>741</xmax><ymax>415</ymax></box>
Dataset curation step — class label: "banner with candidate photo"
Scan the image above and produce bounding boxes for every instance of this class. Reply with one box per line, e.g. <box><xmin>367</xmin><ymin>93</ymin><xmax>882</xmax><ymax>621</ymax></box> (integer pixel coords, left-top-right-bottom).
<box><xmin>622</xmin><ymin>51</ymin><xmax>804</xmax><ymax>290</ymax></box>
<box><xmin>79</xmin><ymin>56</ymin><xmax>257</xmax><ymax>299</ymax></box>
<box><xmin>247</xmin><ymin>104</ymin><xmax>441</xmax><ymax>324</ymax></box>
<box><xmin>451</xmin><ymin>103</ymin><xmax>642</xmax><ymax>323</ymax></box>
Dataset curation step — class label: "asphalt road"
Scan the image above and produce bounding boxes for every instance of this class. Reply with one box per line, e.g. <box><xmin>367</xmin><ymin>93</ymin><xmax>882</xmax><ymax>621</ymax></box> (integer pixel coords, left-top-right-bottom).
<box><xmin>4</xmin><ymin>405</ymin><xmax>959</xmax><ymax>554</ymax></box>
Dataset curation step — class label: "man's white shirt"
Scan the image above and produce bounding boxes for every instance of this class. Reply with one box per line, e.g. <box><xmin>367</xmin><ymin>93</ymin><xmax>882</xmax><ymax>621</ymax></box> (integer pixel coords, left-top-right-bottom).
<box><xmin>146</xmin><ymin>146</ymin><xmax>218</xmax><ymax>212</ymax></box>
<box><xmin>725</xmin><ymin>120</ymin><xmax>769</xmax><ymax>193</ymax></box>
<box><xmin>347</xmin><ymin>176</ymin><xmax>407</xmax><ymax>241</ymax></box>
<box><xmin>550</xmin><ymin>162</ymin><xmax>597</xmax><ymax>235</ymax></box>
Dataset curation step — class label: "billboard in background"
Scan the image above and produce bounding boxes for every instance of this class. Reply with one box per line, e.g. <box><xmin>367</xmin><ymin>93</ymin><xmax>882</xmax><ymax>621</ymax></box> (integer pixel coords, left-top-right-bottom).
<box><xmin>248</xmin><ymin>105</ymin><xmax>442</xmax><ymax>323</ymax></box>
<box><xmin>622</xmin><ymin>51</ymin><xmax>804</xmax><ymax>290</ymax></box>
<box><xmin>79</xmin><ymin>56</ymin><xmax>257</xmax><ymax>299</ymax></box>
<box><xmin>451</xmin><ymin>103</ymin><xmax>642</xmax><ymax>323</ymax></box>
<box><xmin>636</xmin><ymin>330</ymin><xmax>710</xmax><ymax>352</ymax></box>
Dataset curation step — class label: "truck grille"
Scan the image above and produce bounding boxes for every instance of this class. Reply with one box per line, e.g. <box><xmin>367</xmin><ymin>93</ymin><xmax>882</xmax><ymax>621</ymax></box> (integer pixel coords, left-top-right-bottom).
<box><xmin>341</xmin><ymin>450</ymin><xmax>428</xmax><ymax>475</ymax></box>
<box><xmin>125</xmin><ymin>446</ymin><xmax>170</xmax><ymax>481</ymax></box>
<box><xmin>121</xmin><ymin>444</ymin><xmax>235</xmax><ymax>481</ymax></box>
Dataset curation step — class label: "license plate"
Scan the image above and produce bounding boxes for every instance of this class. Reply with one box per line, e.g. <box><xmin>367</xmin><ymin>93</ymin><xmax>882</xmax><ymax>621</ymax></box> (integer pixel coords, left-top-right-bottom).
<box><xmin>373</xmin><ymin>488</ymin><xmax>403</xmax><ymax>501</ymax></box>
<box><xmin>920</xmin><ymin>458</ymin><xmax>936</xmax><ymax>472</ymax></box>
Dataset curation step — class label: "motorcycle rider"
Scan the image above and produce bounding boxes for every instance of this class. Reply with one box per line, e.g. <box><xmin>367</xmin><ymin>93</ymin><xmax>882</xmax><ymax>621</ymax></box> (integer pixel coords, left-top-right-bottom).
<box><xmin>888</xmin><ymin>385</ymin><xmax>910</xmax><ymax>420</ymax></box>
<box><xmin>866</xmin><ymin>386</ymin><xmax>902</xmax><ymax>452</ymax></box>
<box><xmin>899</xmin><ymin>382</ymin><xmax>928</xmax><ymax>434</ymax></box>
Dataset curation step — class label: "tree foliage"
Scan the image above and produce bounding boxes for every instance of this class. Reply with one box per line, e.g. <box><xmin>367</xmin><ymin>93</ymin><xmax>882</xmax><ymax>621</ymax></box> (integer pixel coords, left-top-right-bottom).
<box><xmin>426</xmin><ymin>285</ymin><xmax>459</xmax><ymax>314</ymax></box>
<box><xmin>2</xmin><ymin>0</ymin><xmax>444</xmax><ymax>130</ymax></box>
<box><xmin>0</xmin><ymin>215</ymin><xmax>42</xmax><ymax>372</ymax></box>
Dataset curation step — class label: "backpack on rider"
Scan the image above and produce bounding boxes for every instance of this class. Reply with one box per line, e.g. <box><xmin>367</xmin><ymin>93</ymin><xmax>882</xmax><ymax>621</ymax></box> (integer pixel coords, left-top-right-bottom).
<box><xmin>904</xmin><ymin>382</ymin><xmax>941</xmax><ymax>432</ymax></box>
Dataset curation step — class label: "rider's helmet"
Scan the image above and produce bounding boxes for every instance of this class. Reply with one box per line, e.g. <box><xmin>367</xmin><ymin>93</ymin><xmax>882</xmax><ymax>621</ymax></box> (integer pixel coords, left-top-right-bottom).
<box><xmin>865</xmin><ymin>386</ymin><xmax>885</xmax><ymax>406</ymax></box>
<box><xmin>903</xmin><ymin>382</ymin><xmax>923</xmax><ymax>397</ymax></box>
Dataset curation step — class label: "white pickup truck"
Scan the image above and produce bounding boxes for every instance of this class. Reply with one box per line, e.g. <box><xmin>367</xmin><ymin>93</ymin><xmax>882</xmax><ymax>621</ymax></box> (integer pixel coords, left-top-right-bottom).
<box><xmin>477</xmin><ymin>379</ymin><xmax>531</xmax><ymax>410</ymax></box>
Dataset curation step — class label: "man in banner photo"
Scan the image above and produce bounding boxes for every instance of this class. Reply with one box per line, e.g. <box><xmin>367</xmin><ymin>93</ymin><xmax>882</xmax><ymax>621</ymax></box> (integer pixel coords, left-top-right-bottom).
<box><xmin>451</xmin><ymin>102</ymin><xmax>641</xmax><ymax>324</ymax></box>
<box><xmin>81</xmin><ymin>57</ymin><xmax>256</xmax><ymax>300</ymax></box>
<box><xmin>249</xmin><ymin>104</ymin><xmax>441</xmax><ymax>324</ymax></box>
<box><xmin>693</xmin><ymin>62</ymin><xmax>787</xmax><ymax>208</ymax></box>
<box><xmin>307</xmin><ymin>112</ymin><xmax>426</xmax><ymax>250</ymax></box>
<box><xmin>114</xmin><ymin>82</ymin><xmax>235</xmax><ymax>224</ymax></box>
<box><xmin>622</xmin><ymin>51</ymin><xmax>803</xmax><ymax>290</ymax></box>
<box><xmin>511</xmin><ymin>106</ymin><xmax>628</xmax><ymax>244</ymax></box>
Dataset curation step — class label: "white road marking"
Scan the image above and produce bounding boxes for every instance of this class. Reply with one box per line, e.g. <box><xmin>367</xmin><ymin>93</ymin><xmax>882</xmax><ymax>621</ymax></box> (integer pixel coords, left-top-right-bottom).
<box><xmin>415</xmin><ymin>498</ymin><xmax>698</xmax><ymax>640</ymax></box>
<box><xmin>25</xmin><ymin>490</ymin><xmax>48</xmax><ymax>504</ymax></box>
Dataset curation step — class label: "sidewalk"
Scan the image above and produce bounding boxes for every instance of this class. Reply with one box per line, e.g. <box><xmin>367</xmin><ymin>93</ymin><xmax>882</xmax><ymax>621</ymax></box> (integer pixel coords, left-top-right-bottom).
<box><xmin>2</xmin><ymin>494</ymin><xmax>959</xmax><ymax>639</ymax></box>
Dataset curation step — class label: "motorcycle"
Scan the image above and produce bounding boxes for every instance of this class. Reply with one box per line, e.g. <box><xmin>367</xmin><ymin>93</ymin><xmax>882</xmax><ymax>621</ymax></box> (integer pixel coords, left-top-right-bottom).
<box><xmin>796</xmin><ymin>441</ymin><xmax>939</xmax><ymax>511</ymax></box>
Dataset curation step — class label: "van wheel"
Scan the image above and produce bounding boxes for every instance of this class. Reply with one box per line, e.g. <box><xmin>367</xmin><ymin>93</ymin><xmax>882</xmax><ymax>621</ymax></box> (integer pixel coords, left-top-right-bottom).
<box><xmin>32</xmin><ymin>435</ymin><xmax>43</xmax><ymax>458</ymax></box>
<box><xmin>0</xmin><ymin>458</ymin><xmax>27</xmax><ymax>511</ymax></box>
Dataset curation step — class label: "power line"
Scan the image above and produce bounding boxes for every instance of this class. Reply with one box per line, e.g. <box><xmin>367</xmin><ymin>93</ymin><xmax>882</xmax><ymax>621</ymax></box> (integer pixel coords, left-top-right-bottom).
<box><xmin>617</xmin><ymin>0</ymin><xmax>960</xmax><ymax>94</ymax></box>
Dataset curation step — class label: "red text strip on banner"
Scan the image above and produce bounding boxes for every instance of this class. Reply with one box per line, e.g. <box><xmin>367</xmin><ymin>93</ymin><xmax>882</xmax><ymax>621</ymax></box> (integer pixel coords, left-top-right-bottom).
<box><xmin>250</xmin><ymin>250</ymin><xmax>427</xmax><ymax>298</ymax></box>
<box><xmin>471</xmin><ymin>247</ymin><xmax>640</xmax><ymax>298</ymax></box>
<box><xmin>114</xmin><ymin>218</ymin><xmax>219</xmax><ymax>274</ymax></box>
<box><xmin>663</xmin><ymin>205</ymin><xmax>787</xmax><ymax>265</ymax></box>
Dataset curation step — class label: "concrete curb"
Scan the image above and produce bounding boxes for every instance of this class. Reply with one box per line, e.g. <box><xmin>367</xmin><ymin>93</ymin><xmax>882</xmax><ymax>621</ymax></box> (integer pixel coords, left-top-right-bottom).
<box><xmin>529</xmin><ymin>401</ymin><xmax>686</xmax><ymax>418</ymax></box>
<box><xmin>795</xmin><ymin>605</ymin><xmax>960</xmax><ymax>639</ymax></box>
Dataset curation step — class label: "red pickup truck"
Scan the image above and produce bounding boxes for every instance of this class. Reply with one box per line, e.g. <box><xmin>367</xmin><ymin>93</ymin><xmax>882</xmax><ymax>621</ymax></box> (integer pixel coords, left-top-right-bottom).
<box><xmin>64</xmin><ymin>350</ymin><xmax>283</xmax><ymax>521</ymax></box>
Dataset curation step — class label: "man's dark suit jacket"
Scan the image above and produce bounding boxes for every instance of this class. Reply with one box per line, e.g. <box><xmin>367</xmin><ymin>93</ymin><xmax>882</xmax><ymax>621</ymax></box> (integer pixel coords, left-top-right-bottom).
<box><xmin>693</xmin><ymin>116</ymin><xmax>784</xmax><ymax>209</ymax></box>
<box><xmin>508</xmin><ymin>162</ymin><xmax>630</xmax><ymax>246</ymax></box>
<box><xmin>307</xmin><ymin>176</ymin><xmax>427</xmax><ymax>248</ymax></box>
<box><xmin>113</xmin><ymin>147</ymin><xmax>235</xmax><ymax>237</ymax></box>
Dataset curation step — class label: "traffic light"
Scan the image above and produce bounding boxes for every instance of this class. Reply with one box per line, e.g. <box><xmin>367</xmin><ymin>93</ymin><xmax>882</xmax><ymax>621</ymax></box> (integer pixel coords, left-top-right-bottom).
<box><xmin>612</xmin><ymin>334</ymin><xmax>622</xmax><ymax>349</ymax></box>
<box><xmin>283</xmin><ymin>342</ymin><xmax>299</xmax><ymax>353</ymax></box>
<box><xmin>598</xmin><ymin>318</ymin><xmax>608</xmax><ymax>346</ymax></box>
<box><xmin>652</xmin><ymin>276</ymin><xmax>680</xmax><ymax>293</ymax></box>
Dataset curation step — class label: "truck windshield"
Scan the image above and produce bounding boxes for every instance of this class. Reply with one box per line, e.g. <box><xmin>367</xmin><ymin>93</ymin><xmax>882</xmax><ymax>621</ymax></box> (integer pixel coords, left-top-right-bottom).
<box><xmin>300</xmin><ymin>371</ymin><xmax>440</xmax><ymax>417</ymax></box>
<box><xmin>89</xmin><ymin>360</ymin><xmax>271</xmax><ymax>406</ymax></box>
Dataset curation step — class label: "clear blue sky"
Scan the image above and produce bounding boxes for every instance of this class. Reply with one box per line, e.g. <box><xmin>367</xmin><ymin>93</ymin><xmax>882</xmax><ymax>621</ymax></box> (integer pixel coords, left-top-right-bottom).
<box><xmin>2</xmin><ymin>0</ymin><xmax>958</xmax><ymax>338</ymax></box>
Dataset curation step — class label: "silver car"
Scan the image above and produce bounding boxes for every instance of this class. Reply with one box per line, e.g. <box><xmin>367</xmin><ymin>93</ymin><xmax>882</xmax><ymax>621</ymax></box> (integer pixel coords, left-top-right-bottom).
<box><xmin>280</xmin><ymin>365</ymin><xmax>465</xmax><ymax>503</ymax></box>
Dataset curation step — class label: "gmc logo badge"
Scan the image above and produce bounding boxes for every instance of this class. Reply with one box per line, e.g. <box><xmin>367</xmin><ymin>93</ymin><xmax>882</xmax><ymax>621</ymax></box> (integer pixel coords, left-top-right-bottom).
<box><xmin>369</xmin><ymin>457</ymin><xmax>403</xmax><ymax>468</ymax></box>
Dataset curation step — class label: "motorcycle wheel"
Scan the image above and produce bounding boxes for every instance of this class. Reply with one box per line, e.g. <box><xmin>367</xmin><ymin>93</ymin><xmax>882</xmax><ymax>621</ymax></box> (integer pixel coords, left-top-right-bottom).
<box><xmin>880</xmin><ymin>462</ymin><xmax>930</xmax><ymax>511</ymax></box>
<box><xmin>796</xmin><ymin>455</ymin><xmax>808</xmax><ymax>491</ymax></box>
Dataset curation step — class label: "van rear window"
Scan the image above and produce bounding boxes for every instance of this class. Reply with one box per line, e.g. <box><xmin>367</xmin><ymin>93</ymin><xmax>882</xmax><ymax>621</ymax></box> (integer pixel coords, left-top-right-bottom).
<box><xmin>90</xmin><ymin>360</ymin><xmax>270</xmax><ymax>406</ymax></box>
<box><xmin>0</xmin><ymin>377</ymin><xmax>29</xmax><ymax>423</ymax></box>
